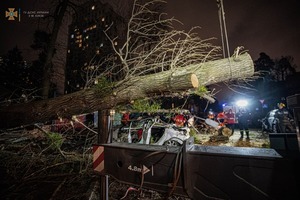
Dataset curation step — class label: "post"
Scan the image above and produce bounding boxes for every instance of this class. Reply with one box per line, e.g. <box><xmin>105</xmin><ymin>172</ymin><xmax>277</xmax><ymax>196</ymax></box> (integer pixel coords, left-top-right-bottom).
<box><xmin>97</xmin><ymin>109</ymin><xmax>110</xmax><ymax>200</ymax></box>
<box><xmin>109</xmin><ymin>109</ymin><xmax>115</xmax><ymax>143</ymax></box>
<box><xmin>98</xmin><ymin>110</ymin><xmax>110</xmax><ymax>144</ymax></box>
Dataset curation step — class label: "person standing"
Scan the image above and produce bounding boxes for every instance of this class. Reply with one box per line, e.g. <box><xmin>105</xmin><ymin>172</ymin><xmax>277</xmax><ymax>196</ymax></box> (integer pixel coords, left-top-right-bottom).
<box><xmin>121</xmin><ymin>111</ymin><xmax>130</xmax><ymax>126</ymax></box>
<box><xmin>225</xmin><ymin>109</ymin><xmax>235</xmax><ymax>135</ymax></box>
<box><xmin>237</xmin><ymin>107</ymin><xmax>250</xmax><ymax>140</ymax></box>
<box><xmin>274</xmin><ymin>103</ymin><xmax>295</xmax><ymax>133</ymax></box>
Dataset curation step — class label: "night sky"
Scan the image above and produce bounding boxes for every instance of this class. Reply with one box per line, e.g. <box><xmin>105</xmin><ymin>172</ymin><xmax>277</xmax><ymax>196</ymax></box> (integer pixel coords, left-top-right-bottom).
<box><xmin>167</xmin><ymin>0</ymin><xmax>300</xmax><ymax>68</ymax></box>
<box><xmin>1</xmin><ymin>0</ymin><xmax>300</xmax><ymax>68</ymax></box>
<box><xmin>0</xmin><ymin>0</ymin><xmax>52</xmax><ymax>60</ymax></box>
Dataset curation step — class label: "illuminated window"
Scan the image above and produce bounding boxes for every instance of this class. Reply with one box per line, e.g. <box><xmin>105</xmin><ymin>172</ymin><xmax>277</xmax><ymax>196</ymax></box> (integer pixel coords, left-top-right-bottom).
<box><xmin>114</xmin><ymin>41</ymin><xmax>118</xmax><ymax>46</ymax></box>
<box><xmin>101</xmin><ymin>17</ymin><xmax>105</xmax><ymax>22</ymax></box>
<box><xmin>86</xmin><ymin>35</ymin><xmax>89</xmax><ymax>39</ymax></box>
<box><xmin>100</xmin><ymin>43</ymin><xmax>103</xmax><ymax>47</ymax></box>
<box><xmin>96</xmin><ymin>50</ymin><xmax>100</xmax><ymax>54</ymax></box>
<box><xmin>67</xmin><ymin>49</ymin><xmax>70</xmax><ymax>53</ymax></box>
<box><xmin>71</xmin><ymin>34</ymin><xmax>74</xmax><ymax>38</ymax></box>
<box><xmin>91</xmin><ymin>5</ymin><xmax>95</xmax><ymax>10</ymax></box>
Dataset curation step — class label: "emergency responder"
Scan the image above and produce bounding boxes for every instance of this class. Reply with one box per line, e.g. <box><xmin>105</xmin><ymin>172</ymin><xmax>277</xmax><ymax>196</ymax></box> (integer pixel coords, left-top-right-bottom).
<box><xmin>173</xmin><ymin>112</ymin><xmax>186</xmax><ymax>127</ymax></box>
<box><xmin>274</xmin><ymin>103</ymin><xmax>295</xmax><ymax>133</ymax></box>
<box><xmin>216</xmin><ymin>111</ymin><xmax>227</xmax><ymax>126</ymax></box>
<box><xmin>208</xmin><ymin>109</ymin><xmax>215</xmax><ymax>120</ymax></box>
<box><xmin>225</xmin><ymin>109</ymin><xmax>235</xmax><ymax>135</ymax></box>
<box><xmin>121</xmin><ymin>111</ymin><xmax>130</xmax><ymax>126</ymax></box>
<box><xmin>237</xmin><ymin>107</ymin><xmax>250</xmax><ymax>140</ymax></box>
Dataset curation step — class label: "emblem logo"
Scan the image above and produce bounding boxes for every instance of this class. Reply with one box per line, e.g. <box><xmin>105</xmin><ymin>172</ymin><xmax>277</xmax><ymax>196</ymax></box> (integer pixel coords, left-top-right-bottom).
<box><xmin>5</xmin><ymin>8</ymin><xmax>18</xmax><ymax>20</ymax></box>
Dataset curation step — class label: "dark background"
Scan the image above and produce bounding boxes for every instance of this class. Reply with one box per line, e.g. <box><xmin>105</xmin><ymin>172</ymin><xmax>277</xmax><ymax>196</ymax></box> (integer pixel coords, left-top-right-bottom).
<box><xmin>1</xmin><ymin>0</ymin><xmax>299</xmax><ymax>67</ymax></box>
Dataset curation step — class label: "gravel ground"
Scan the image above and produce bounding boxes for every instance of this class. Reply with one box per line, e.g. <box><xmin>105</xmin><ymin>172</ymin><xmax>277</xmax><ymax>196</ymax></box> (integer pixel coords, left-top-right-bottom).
<box><xmin>197</xmin><ymin>128</ymin><xmax>270</xmax><ymax>148</ymax></box>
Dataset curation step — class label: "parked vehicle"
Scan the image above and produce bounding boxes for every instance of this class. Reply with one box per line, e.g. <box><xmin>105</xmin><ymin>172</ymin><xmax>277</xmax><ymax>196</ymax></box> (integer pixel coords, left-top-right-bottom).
<box><xmin>258</xmin><ymin>109</ymin><xmax>277</xmax><ymax>133</ymax></box>
<box><xmin>259</xmin><ymin>109</ymin><xmax>295</xmax><ymax>133</ymax></box>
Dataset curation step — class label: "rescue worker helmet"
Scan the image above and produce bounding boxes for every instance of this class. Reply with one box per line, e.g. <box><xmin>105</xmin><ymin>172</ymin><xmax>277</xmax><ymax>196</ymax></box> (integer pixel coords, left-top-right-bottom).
<box><xmin>278</xmin><ymin>103</ymin><xmax>285</xmax><ymax>108</ymax></box>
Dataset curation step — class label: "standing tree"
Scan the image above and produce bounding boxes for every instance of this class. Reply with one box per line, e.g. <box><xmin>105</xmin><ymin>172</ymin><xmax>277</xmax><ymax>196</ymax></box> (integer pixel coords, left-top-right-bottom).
<box><xmin>253</xmin><ymin>52</ymin><xmax>276</xmax><ymax>100</ymax></box>
<box><xmin>254</xmin><ymin>52</ymin><xmax>275</xmax><ymax>76</ymax></box>
<box><xmin>0</xmin><ymin>47</ymin><xmax>36</xmax><ymax>104</ymax></box>
<box><xmin>273</xmin><ymin>56</ymin><xmax>297</xmax><ymax>81</ymax></box>
<box><xmin>40</xmin><ymin>0</ymin><xmax>70</xmax><ymax>99</ymax></box>
<box><xmin>0</xmin><ymin>0</ymin><xmax>255</xmax><ymax>129</ymax></box>
<box><xmin>30</xmin><ymin>30</ymin><xmax>51</xmax><ymax>97</ymax></box>
<box><xmin>253</xmin><ymin>53</ymin><xmax>298</xmax><ymax>109</ymax></box>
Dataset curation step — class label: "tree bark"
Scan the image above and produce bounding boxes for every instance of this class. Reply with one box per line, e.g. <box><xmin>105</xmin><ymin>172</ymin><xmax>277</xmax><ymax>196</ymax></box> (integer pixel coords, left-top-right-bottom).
<box><xmin>0</xmin><ymin>53</ymin><xmax>254</xmax><ymax>129</ymax></box>
<box><xmin>42</xmin><ymin>0</ymin><xmax>69</xmax><ymax>99</ymax></box>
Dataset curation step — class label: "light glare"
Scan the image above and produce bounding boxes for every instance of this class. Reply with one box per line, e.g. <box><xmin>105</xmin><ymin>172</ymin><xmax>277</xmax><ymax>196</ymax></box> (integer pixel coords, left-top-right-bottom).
<box><xmin>236</xmin><ymin>100</ymin><xmax>248</xmax><ymax>107</ymax></box>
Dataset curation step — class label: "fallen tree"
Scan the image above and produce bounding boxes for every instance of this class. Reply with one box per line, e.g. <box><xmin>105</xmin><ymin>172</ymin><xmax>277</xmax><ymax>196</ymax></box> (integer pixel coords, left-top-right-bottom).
<box><xmin>0</xmin><ymin>53</ymin><xmax>254</xmax><ymax>129</ymax></box>
<box><xmin>0</xmin><ymin>0</ymin><xmax>256</xmax><ymax>129</ymax></box>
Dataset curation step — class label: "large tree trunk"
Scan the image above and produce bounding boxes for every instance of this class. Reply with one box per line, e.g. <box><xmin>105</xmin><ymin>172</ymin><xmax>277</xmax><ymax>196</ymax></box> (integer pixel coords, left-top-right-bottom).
<box><xmin>42</xmin><ymin>0</ymin><xmax>69</xmax><ymax>99</ymax></box>
<box><xmin>0</xmin><ymin>53</ymin><xmax>254</xmax><ymax>129</ymax></box>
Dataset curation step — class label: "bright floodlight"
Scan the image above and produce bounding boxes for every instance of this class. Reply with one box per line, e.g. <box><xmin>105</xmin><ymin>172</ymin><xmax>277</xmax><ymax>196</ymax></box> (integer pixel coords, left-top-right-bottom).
<box><xmin>236</xmin><ymin>100</ymin><xmax>248</xmax><ymax>107</ymax></box>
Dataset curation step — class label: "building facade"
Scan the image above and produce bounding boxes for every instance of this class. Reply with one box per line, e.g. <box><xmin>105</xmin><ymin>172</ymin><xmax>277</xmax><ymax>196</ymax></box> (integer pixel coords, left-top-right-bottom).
<box><xmin>65</xmin><ymin>0</ymin><xmax>126</xmax><ymax>94</ymax></box>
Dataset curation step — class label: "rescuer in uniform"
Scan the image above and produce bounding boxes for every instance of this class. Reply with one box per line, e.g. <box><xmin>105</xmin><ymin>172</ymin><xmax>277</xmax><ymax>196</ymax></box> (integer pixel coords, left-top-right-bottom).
<box><xmin>274</xmin><ymin>103</ymin><xmax>295</xmax><ymax>133</ymax></box>
<box><xmin>216</xmin><ymin>111</ymin><xmax>227</xmax><ymax>126</ymax></box>
<box><xmin>121</xmin><ymin>111</ymin><xmax>130</xmax><ymax>126</ymax></box>
<box><xmin>225</xmin><ymin>109</ymin><xmax>235</xmax><ymax>135</ymax></box>
<box><xmin>216</xmin><ymin>111</ymin><xmax>233</xmax><ymax>136</ymax></box>
<box><xmin>207</xmin><ymin>109</ymin><xmax>215</xmax><ymax>120</ymax></box>
<box><xmin>173</xmin><ymin>112</ymin><xmax>186</xmax><ymax>127</ymax></box>
<box><xmin>237</xmin><ymin>107</ymin><xmax>250</xmax><ymax>140</ymax></box>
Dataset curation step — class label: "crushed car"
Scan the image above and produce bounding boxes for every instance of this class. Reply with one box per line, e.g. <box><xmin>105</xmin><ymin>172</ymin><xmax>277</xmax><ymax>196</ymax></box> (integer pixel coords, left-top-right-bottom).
<box><xmin>114</xmin><ymin>112</ymin><xmax>191</xmax><ymax>146</ymax></box>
